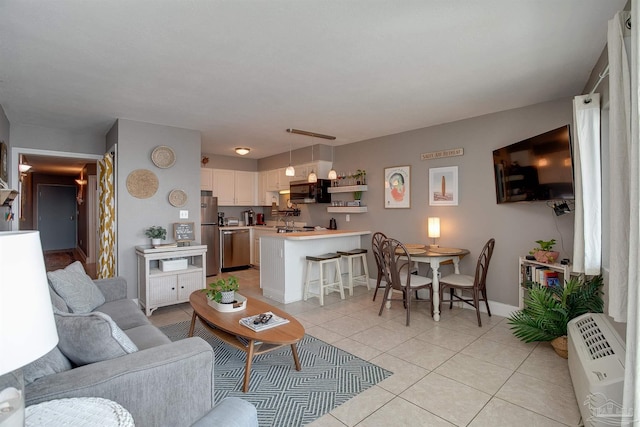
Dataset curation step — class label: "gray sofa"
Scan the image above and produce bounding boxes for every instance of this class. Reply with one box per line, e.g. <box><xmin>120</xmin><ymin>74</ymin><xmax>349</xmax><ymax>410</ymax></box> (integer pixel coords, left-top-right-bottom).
<box><xmin>24</xmin><ymin>274</ymin><xmax>257</xmax><ymax>427</ymax></box>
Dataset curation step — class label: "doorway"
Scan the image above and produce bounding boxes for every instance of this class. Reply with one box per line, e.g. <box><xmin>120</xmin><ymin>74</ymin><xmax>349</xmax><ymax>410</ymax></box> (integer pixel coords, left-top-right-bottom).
<box><xmin>37</xmin><ymin>184</ymin><xmax>77</xmax><ymax>251</ymax></box>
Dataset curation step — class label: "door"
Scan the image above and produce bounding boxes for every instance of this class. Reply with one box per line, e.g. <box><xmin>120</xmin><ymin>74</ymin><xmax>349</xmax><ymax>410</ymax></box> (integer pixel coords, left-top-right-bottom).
<box><xmin>38</xmin><ymin>184</ymin><xmax>77</xmax><ymax>251</ymax></box>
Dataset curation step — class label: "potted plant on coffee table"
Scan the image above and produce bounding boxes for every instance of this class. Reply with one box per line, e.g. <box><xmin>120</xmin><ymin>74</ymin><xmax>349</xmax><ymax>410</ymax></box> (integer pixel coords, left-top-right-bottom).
<box><xmin>508</xmin><ymin>275</ymin><xmax>604</xmax><ymax>358</ymax></box>
<box><xmin>145</xmin><ymin>226</ymin><xmax>167</xmax><ymax>246</ymax></box>
<box><xmin>530</xmin><ymin>239</ymin><xmax>559</xmax><ymax>263</ymax></box>
<box><xmin>205</xmin><ymin>276</ymin><xmax>240</xmax><ymax>304</ymax></box>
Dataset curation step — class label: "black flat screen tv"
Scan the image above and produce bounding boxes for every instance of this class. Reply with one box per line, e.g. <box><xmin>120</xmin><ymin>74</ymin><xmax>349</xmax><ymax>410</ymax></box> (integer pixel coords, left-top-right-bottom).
<box><xmin>492</xmin><ymin>125</ymin><xmax>574</xmax><ymax>204</ymax></box>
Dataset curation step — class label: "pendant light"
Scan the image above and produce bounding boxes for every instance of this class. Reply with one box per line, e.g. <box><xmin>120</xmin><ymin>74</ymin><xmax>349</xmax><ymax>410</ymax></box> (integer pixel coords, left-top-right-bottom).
<box><xmin>285</xmin><ymin>139</ymin><xmax>295</xmax><ymax>176</ymax></box>
<box><xmin>328</xmin><ymin>146</ymin><xmax>337</xmax><ymax>180</ymax></box>
<box><xmin>307</xmin><ymin>143</ymin><xmax>317</xmax><ymax>183</ymax></box>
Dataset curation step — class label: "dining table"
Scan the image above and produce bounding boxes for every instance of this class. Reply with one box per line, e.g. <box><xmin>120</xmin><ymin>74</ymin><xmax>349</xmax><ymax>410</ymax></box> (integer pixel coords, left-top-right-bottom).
<box><xmin>401</xmin><ymin>245</ymin><xmax>470</xmax><ymax>321</ymax></box>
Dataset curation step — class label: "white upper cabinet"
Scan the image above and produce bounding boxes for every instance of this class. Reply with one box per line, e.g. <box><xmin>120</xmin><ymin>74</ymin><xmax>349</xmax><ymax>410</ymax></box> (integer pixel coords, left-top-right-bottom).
<box><xmin>212</xmin><ymin>169</ymin><xmax>257</xmax><ymax>206</ymax></box>
<box><xmin>200</xmin><ymin>168</ymin><xmax>213</xmax><ymax>191</ymax></box>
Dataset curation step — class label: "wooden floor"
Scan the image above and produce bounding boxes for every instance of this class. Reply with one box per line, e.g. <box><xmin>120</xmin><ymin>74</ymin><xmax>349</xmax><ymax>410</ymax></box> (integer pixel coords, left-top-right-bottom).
<box><xmin>43</xmin><ymin>249</ymin><xmax>97</xmax><ymax>278</ymax></box>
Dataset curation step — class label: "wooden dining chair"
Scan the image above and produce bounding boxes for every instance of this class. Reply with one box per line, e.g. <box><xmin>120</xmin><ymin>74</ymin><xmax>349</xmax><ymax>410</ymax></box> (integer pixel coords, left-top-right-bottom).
<box><xmin>371</xmin><ymin>232</ymin><xmax>388</xmax><ymax>301</ymax></box>
<box><xmin>378</xmin><ymin>238</ymin><xmax>433</xmax><ymax>326</ymax></box>
<box><xmin>439</xmin><ymin>238</ymin><xmax>495</xmax><ymax>326</ymax></box>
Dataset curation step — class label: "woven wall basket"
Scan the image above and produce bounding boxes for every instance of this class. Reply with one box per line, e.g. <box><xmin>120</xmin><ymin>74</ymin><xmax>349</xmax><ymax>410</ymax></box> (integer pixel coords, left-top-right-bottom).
<box><xmin>126</xmin><ymin>169</ymin><xmax>159</xmax><ymax>199</ymax></box>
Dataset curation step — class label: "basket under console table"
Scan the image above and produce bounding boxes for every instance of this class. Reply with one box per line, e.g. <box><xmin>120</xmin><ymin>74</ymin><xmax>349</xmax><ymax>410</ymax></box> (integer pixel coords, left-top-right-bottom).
<box><xmin>136</xmin><ymin>244</ymin><xmax>207</xmax><ymax>316</ymax></box>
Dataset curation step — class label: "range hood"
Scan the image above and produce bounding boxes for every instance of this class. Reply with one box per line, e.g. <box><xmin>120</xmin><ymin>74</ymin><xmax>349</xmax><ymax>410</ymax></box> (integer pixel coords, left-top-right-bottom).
<box><xmin>0</xmin><ymin>189</ymin><xmax>18</xmax><ymax>206</ymax></box>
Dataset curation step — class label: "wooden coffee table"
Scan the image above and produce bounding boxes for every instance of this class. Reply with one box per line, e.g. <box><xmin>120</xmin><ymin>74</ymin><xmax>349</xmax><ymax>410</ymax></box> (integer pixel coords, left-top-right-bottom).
<box><xmin>188</xmin><ymin>291</ymin><xmax>305</xmax><ymax>392</ymax></box>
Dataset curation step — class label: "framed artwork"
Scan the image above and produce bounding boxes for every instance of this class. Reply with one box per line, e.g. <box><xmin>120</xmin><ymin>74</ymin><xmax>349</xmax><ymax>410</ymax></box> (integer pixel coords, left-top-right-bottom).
<box><xmin>384</xmin><ymin>165</ymin><xmax>410</xmax><ymax>208</ymax></box>
<box><xmin>429</xmin><ymin>166</ymin><xmax>458</xmax><ymax>206</ymax></box>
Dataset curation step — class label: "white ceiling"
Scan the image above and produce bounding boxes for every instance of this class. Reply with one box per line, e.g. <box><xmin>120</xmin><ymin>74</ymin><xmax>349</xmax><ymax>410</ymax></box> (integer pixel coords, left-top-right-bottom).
<box><xmin>0</xmin><ymin>0</ymin><xmax>626</xmax><ymax>159</ymax></box>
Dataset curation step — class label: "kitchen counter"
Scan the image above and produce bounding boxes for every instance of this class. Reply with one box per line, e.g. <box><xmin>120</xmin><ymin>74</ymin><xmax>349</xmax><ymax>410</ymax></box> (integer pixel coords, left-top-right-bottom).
<box><xmin>260</xmin><ymin>230</ymin><xmax>371</xmax><ymax>303</ymax></box>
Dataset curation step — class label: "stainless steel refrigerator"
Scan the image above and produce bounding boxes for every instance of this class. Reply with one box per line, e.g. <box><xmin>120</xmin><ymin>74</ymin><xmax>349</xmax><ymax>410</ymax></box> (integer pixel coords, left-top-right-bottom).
<box><xmin>200</xmin><ymin>191</ymin><xmax>220</xmax><ymax>276</ymax></box>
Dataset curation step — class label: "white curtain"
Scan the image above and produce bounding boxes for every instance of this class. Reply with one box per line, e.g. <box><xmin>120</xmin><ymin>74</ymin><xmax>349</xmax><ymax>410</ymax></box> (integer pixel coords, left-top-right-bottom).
<box><xmin>608</xmin><ymin>10</ymin><xmax>632</xmax><ymax>323</ymax></box>
<box><xmin>623</xmin><ymin>3</ymin><xmax>639</xmax><ymax>424</ymax></box>
<box><xmin>572</xmin><ymin>94</ymin><xmax>601</xmax><ymax>275</ymax></box>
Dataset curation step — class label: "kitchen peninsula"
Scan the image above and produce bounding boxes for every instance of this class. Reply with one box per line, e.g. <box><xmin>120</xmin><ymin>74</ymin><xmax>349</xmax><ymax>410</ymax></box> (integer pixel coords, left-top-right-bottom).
<box><xmin>260</xmin><ymin>230</ymin><xmax>371</xmax><ymax>303</ymax></box>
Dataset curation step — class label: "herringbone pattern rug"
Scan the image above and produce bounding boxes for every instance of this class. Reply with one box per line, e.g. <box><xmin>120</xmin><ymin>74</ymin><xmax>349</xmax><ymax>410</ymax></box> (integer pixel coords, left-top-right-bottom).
<box><xmin>160</xmin><ymin>320</ymin><xmax>392</xmax><ymax>426</ymax></box>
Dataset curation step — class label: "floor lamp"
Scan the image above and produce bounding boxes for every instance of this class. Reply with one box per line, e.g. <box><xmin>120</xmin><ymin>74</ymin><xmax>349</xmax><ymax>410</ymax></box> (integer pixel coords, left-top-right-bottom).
<box><xmin>0</xmin><ymin>231</ymin><xmax>58</xmax><ymax>427</ymax></box>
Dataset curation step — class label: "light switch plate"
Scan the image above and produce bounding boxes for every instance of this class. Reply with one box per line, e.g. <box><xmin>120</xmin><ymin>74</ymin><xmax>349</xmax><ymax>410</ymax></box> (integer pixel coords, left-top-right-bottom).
<box><xmin>179</xmin><ymin>210</ymin><xmax>189</xmax><ymax>219</ymax></box>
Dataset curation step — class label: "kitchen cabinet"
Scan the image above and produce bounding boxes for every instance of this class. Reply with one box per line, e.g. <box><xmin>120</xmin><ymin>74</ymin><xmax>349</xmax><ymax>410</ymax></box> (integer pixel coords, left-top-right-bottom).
<box><xmin>200</xmin><ymin>168</ymin><xmax>213</xmax><ymax>191</ymax></box>
<box><xmin>250</xmin><ymin>227</ymin><xmax>278</xmax><ymax>266</ymax></box>
<box><xmin>136</xmin><ymin>245</ymin><xmax>207</xmax><ymax>316</ymax></box>
<box><xmin>266</xmin><ymin>169</ymin><xmax>282</xmax><ymax>192</ymax></box>
<box><xmin>257</xmin><ymin>171</ymin><xmax>279</xmax><ymax>206</ymax></box>
<box><xmin>213</xmin><ymin>169</ymin><xmax>257</xmax><ymax>206</ymax></box>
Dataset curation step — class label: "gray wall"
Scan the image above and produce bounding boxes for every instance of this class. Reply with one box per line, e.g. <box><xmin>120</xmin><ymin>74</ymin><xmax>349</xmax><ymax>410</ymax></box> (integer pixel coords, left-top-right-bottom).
<box><xmin>290</xmin><ymin>98</ymin><xmax>575</xmax><ymax>309</ymax></box>
<box><xmin>113</xmin><ymin>119</ymin><xmax>202</xmax><ymax>298</ymax></box>
<box><xmin>0</xmin><ymin>106</ymin><xmax>10</xmax><ymax>232</ymax></box>
<box><xmin>10</xmin><ymin>124</ymin><xmax>105</xmax><ymax>155</ymax></box>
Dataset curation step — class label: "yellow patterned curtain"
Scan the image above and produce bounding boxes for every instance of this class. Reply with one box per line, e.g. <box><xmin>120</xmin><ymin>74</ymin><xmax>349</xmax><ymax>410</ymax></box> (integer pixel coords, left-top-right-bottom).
<box><xmin>98</xmin><ymin>152</ymin><xmax>115</xmax><ymax>278</ymax></box>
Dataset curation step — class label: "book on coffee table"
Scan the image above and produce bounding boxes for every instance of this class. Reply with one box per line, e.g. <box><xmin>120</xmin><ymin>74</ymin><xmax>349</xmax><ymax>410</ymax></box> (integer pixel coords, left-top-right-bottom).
<box><xmin>239</xmin><ymin>311</ymin><xmax>290</xmax><ymax>332</ymax></box>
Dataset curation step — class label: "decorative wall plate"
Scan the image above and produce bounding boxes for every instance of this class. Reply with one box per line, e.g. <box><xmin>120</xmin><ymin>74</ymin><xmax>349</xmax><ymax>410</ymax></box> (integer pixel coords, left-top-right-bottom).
<box><xmin>151</xmin><ymin>145</ymin><xmax>176</xmax><ymax>168</ymax></box>
<box><xmin>126</xmin><ymin>169</ymin><xmax>159</xmax><ymax>199</ymax></box>
<box><xmin>168</xmin><ymin>189</ymin><xmax>188</xmax><ymax>207</ymax></box>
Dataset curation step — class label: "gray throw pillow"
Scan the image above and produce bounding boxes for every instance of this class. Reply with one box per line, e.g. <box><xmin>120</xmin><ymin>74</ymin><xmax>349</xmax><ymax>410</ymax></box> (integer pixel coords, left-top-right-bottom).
<box><xmin>47</xmin><ymin>261</ymin><xmax>105</xmax><ymax>313</ymax></box>
<box><xmin>49</xmin><ymin>286</ymin><xmax>69</xmax><ymax>313</ymax></box>
<box><xmin>55</xmin><ymin>311</ymin><xmax>138</xmax><ymax>366</ymax></box>
<box><xmin>22</xmin><ymin>347</ymin><xmax>72</xmax><ymax>385</ymax></box>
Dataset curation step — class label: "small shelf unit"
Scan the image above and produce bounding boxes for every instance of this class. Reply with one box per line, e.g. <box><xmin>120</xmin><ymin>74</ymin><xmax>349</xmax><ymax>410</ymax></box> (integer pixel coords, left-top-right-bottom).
<box><xmin>518</xmin><ymin>256</ymin><xmax>576</xmax><ymax>309</ymax></box>
<box><xmin>327</xmin><ymin>185</ymin><xmax>368</xmax><ymax>193</ymax></box>
<box><xmin>327</xmin><ymin>185</ymin><xmax>368</xmax><ymax>213</ymax></box>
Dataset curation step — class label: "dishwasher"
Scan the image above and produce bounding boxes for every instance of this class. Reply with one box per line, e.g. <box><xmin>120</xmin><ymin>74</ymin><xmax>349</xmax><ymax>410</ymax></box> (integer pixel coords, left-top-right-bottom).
<box><xmin>221</xmin><ymin>228</ymin><xmax>251</xmax><ymax>271</ymax></box>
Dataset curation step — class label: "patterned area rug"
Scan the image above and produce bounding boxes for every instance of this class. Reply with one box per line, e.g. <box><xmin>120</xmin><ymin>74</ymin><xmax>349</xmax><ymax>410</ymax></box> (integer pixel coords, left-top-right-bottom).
<box><xmin>160</xmin><ymin>320</ymin><xmax>392</xmax><ymax>427</ymax></box>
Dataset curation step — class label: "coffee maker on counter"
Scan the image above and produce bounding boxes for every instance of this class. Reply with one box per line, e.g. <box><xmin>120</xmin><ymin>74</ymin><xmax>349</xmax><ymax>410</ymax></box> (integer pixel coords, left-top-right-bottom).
<box><xmin>242</xmin><ymin>209</ymin><xmax>255</xmax><ymax>226</ymax></box>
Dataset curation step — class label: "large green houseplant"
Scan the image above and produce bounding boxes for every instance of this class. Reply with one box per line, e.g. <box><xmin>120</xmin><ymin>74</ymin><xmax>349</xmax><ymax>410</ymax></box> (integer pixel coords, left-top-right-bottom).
<box><xmin>508</xmin><ymin>275</ymin><xmax>604</xmax><ymax>358</ymax></box>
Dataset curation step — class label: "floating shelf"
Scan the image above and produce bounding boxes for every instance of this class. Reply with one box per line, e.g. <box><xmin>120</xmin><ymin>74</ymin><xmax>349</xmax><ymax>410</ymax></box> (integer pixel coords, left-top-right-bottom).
<box><xmin>327</xmin><ymin>185</ymin><xmax>368</xmax><ymax>193</ymax></box>
<box><xmin>327</xmin><ymin>206</ymin><xmax>368</xmax><ymax>213</ymax></box>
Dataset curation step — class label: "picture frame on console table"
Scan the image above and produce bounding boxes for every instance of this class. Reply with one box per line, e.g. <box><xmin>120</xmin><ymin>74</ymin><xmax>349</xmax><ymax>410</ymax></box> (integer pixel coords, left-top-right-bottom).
<box><xmin>384</xmin><ymin>165</ymin><xmax>411</xmax><ymax>209</ymax></box>
<box><xmin>429</xmin><ymin>166</ymin><xmax>458</xmax><ymax>206</ymax></box>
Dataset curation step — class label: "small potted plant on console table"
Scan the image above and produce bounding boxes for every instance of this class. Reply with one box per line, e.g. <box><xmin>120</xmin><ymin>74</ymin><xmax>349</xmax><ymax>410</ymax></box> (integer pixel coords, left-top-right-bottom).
<box><xmin>145</xmin><ymin>226</ymin><xmax>167</xmax><ymax>246</ymax></box>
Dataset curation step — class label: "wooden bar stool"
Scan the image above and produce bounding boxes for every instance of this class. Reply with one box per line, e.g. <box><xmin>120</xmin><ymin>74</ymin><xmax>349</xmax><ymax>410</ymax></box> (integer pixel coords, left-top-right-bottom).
<box><xmin>303</xmin><ymin>253</ymin><xmax>345</xmax><ymax>306</ymax></box>
<box><xmin>337</xmin><ymin>249</ymin><xmax>370</xmax><ymax>296</ymax></box>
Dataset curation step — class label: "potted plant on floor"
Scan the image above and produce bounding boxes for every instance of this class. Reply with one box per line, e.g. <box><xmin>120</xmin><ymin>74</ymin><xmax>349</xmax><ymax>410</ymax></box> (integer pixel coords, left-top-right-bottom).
<box><xmin>205</xmin><ymin>276</ymin><xmax>240</xmax><ymax>304</ymax></box>
<box><xmin>145</xmin><ymin>226</ymin><xmax>167</xmax><ymax>246</ymax></box>
<box><xmin>508</xmin><ymin>275</ymin><xmax>604</xmax><ymax>358</ymax></box>
<box><xmin>530</xmin><ymin>239</ymin><xmax>559</xmax><ymax>263</ymax></box>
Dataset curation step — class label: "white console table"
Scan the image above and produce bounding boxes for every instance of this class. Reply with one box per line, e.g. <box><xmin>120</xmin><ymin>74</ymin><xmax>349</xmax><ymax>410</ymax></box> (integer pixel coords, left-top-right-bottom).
<box><xmin>136</xmin><ymin>244</ymin><xmax>207</xmax><ymax>315</ymax></box>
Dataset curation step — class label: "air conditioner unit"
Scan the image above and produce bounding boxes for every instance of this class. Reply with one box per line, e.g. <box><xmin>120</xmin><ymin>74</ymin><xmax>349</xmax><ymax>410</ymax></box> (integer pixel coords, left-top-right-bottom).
<box><xmin>568</xmin><ymin>313</ymin><xmax>626</xmax><ymax>427</ymax></box>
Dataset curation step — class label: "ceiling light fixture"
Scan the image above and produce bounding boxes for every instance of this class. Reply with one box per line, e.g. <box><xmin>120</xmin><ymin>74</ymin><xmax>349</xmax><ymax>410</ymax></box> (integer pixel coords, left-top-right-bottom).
<box><xmin>285</xmin><ymin>138</ymin><xmax>295</xmax><ymax>177</ymax></box>
<box><xmin>235</xmin><ymin>147</ymin><xmax>250</xmax><ymax>156</ymax></box>
<box><xmin>328</xmin><ymin>146</ymin><xmax>337</xmax><ymax>180</ymax></box>
<box><xmin>308</xmin><ymin>143</ymin><xmax>317</xmax><ymax>183</ymax></box>
<box><xmin>286</xmin><ymin>128</ymin><xmax>336</xmax><ymax>140</ymax></box>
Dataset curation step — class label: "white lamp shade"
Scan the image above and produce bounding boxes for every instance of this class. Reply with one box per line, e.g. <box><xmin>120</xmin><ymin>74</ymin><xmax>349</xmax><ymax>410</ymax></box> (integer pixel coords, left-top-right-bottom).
<box><xmin>427</xmin><ymin>217</ymin><xmax>440</xmax><ymax>239</ymax></box>
<box><xmin>307</xmin><ymin>170</ymin><xmax>317</xmax><ymax>183</ymax></box>
<box><xmin>0</xmin><ymin>231</ymin><xmax>58</xmax><ymax>375</ymax></box>
<box><xmin>328</xmin><ymin>169</ymin><xmax>337</xmax><ymax>180</ymax></box>
<box><xmin>285</xmin><ymin>165</ymin><xmax>295</xmax><ymax>176</ymax></box>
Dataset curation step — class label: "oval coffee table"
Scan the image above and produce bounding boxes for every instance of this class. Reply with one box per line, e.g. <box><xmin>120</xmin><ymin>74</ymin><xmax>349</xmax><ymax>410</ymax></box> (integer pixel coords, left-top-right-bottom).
<box><xmin>189</xmin><ymin>290</ymin><xmax>305</xmax><ymax>392</ymax></box>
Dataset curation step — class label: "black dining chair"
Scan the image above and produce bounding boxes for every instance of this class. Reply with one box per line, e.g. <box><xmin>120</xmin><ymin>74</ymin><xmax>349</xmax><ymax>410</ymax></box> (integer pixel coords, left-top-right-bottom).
<box><xmin>371</xmin><ymin>232</ymin><xmax>388</xmax><ymax>301</ymax></box>
<box><xmin>379</xmin><ymin>237</ymin><xmax>433</xmax><ymax>326</ymax></box>
<box><xmin>439</xmin><ymin>238</ymin><xmax>495</xmax><ymax>326</ymax></box>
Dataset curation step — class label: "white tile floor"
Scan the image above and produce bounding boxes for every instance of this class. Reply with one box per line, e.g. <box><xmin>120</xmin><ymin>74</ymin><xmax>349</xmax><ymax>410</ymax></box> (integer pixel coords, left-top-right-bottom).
<box><xmin>148</xmin><ymin>268</ymin><xmax>581</xmax><ymax>427</ymax></box>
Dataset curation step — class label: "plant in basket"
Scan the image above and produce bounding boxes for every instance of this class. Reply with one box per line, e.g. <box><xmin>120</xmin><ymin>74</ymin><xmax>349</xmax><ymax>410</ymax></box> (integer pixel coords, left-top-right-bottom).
<box><xmin>205</xmin><ymin>276</ymin><xmax>239</xmax><ymax>303</ymax></box>
<box><xmin>508</xmin><ymin>275</ymin><xmax>603</xmax><ymax>358</ymax></box>
<box><xmin>529</xmin><ymin>239</ymin><xmax>559</xmax><ymax>263</ymax></box>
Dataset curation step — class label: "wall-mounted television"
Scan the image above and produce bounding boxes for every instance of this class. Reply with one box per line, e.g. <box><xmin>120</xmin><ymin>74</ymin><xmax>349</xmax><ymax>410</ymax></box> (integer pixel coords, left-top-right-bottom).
<box><xmin>493</xmin><ymin>125</ymin><xmax>574</xmax><ymax>204</ymax></box>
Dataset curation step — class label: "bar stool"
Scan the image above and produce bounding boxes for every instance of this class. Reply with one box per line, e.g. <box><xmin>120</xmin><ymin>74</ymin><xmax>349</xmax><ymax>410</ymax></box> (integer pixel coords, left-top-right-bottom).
<box><xmin>303</xmin><ymin>253</ymin><xmax>345</xmax><ymax>306</ymax></box>
<box><xmin>337</xmin><ymin>249</ymin><xmax>370</xmax><ymax>296</ymax></box>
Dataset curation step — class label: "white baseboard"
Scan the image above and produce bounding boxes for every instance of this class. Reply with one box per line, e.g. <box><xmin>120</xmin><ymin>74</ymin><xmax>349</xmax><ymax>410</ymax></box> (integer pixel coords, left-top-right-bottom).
<box><xmin>460</xmin><ymin>299</ymin><xmax>519</xmax><ymax>318</ymax></box>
